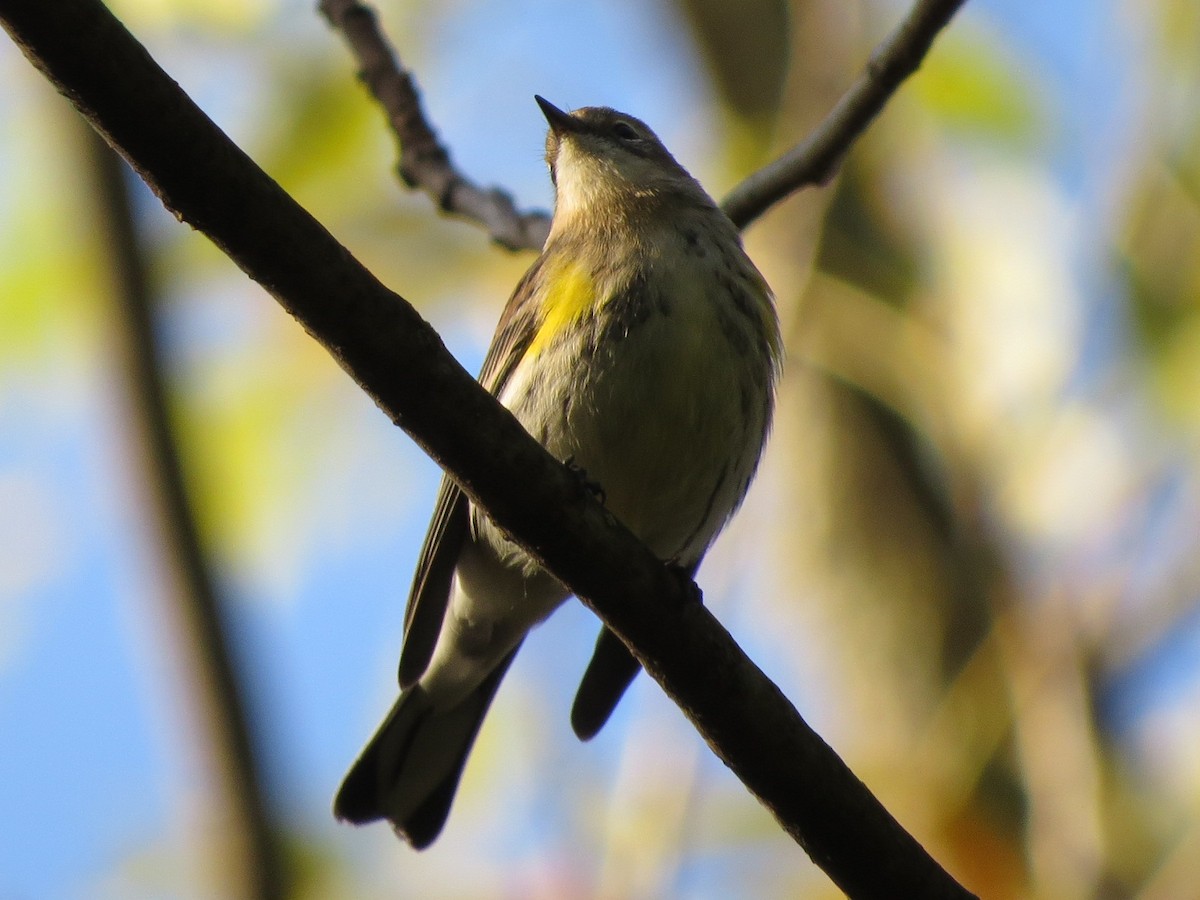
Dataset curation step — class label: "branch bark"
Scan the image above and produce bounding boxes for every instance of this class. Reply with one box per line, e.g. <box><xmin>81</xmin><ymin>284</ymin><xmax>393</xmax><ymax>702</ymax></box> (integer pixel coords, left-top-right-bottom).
<box><xmin>0</xmin><ymin>1</ymin><xmax>975</xmax><ymax>896</ymax></box>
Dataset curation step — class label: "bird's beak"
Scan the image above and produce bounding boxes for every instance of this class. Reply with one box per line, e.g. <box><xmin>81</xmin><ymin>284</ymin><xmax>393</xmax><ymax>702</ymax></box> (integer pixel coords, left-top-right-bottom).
<box><xmin>535</xmin><ymin>96</ymin><xmax>576</xmax><ymax>136</ymax></box>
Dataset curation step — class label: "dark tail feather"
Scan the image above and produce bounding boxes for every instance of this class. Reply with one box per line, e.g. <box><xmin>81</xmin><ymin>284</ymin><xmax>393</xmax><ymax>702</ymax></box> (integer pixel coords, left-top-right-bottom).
<box><xmin>335</xmin><ymin>649</ymin><xmax>519</xmax><ymax>848</ymax></box>
<box><xmin>571</xmin><ymin>626</ymin><xmax>641</xmax><ymax>741</ymax></box>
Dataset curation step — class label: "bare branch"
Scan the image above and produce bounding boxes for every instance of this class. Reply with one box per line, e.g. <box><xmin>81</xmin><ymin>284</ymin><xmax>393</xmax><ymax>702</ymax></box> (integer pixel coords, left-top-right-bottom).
<box><xmin>722</xmin><ymin>0</ymin><xmax>968</xmax><ymax>228</ymax></box>
<box><xmin>321</xmin><ymin>0</ymin><xmax>966</xmax><ymax>238</ymax></box>
<box><xmin>0</xmin><ymin>1</ymin><xmax>976</xmax><ymax>896</ymax></box>
<box><xmin>318</xmin><ymin>0</ymin><xmax>550</xmax><ymax>251</ymax></box>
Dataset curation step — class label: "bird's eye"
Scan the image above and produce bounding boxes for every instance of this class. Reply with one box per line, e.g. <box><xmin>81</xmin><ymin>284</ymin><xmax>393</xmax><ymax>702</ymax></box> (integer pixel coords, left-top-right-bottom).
<box><xmin>612</xmin><ymin>121</ymin><xmax>639</xmax><ymax>141</ymax></box>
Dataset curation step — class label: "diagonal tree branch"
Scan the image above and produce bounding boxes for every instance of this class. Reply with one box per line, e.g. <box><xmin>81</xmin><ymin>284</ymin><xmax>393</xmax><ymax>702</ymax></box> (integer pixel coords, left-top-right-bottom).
<box><xmin>721</xmin><ymin>0</ymin><xmax>969</xmax><ymax>228</ymax></box>
<box><xmin>319</xmin><ymin>0</ymin><xmax>967</xmax><ymax>239</ymax></box>
<box><xmin>0</xmin><ymin>1</ymin><xmax>976</xmax><ymax>896</ymax></box>
<box><xmin>318</xmin><ymin>0</ymin><xmax>550</xmax><ymax>251</ymax></box>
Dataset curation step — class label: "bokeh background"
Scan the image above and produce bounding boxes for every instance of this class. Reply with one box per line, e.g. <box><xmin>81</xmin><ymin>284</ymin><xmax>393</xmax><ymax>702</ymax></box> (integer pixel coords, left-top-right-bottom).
<box><xmin>3</xmin><ymin>0</ymin><xmax>1200</xmax><ymax>897</ymax></box>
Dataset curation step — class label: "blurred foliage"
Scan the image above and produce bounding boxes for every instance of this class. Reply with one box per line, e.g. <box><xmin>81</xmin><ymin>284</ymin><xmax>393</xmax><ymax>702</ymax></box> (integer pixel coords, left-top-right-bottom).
<box><xmin>0</xmin><ymin>89</ymin><xmax>105</xmax><ymax>370</ymax></box>
<box><xmin>677</xmin><ymin>0</ymin><xmax>789</xmax><ymax>133</ymax></box>
<box><xmin>909</xmin><ymin>28</ymin><xmax>1043</xmax><ymax>146</ymax></box>
<box><xmin>1122</xmin><ymin>153</ymin><xmax>1200</xmax><ymax>428</ymax></box>
<box><xmin>6</xmin><ymin>0</ymin><xmax>1200</xmax><ymax>898</ymax></box>
<box><xmin>107</xmin><ymin>0</ymin><xmax>281</xmax><ymax>31</ymax></box>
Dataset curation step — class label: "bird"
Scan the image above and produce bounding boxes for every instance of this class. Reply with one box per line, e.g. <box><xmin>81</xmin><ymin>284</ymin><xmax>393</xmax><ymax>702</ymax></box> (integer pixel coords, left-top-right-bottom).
<box><xmin>334</xmin><ymin>95</ymin><xmax>782</xmax><ymax>848</ymax></box>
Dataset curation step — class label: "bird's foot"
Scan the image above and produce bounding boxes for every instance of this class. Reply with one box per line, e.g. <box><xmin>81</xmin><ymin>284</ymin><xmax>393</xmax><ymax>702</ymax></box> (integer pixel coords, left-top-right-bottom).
<box><xmin>564</xmin><ymin>456</ymin><xmax>606</xmax><ymax>505</ymax></box>
<box><xmin>666</xmin><ymin>561</ymin><xmax>704</xmax><ymax>606</ymax></box>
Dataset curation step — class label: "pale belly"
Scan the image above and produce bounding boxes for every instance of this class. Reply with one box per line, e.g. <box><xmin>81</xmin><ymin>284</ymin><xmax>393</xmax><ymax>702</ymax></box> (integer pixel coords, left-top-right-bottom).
<box><xmin>500</xmin><ymin>290</ymin><xmax>769</xmax><ymax>567</ymax></box>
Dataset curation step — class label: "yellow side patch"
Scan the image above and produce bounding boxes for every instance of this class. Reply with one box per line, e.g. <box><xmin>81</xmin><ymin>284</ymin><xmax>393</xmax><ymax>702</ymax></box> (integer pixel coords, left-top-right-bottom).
<box><xmin>526</xmin><ymin>259</ymin><xmax>597</xmax><ymax>359</ymax></box>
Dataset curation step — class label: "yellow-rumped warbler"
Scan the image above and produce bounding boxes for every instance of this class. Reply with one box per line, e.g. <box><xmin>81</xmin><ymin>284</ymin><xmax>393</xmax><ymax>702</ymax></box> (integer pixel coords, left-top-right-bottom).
<box><xmin>335</xmin><ymin>96</ymin><xmax>782</xmax><ymax>847</ymax></box>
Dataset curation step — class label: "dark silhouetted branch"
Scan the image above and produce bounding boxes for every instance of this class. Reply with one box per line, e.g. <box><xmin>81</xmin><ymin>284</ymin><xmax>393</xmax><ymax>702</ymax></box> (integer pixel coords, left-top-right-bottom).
<box><xmin>0</xmin><ymin>1</ymin><xmax>975</xmax><ymax>895</ymax></box>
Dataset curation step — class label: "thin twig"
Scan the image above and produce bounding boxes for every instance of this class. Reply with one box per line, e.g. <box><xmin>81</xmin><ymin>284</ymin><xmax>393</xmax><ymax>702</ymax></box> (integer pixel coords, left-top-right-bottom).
<box><xmin>0</xmin><ymin>1</ymin><xmax>977</xmax><ymax>895</ymax></box>
<box><xmin>318</xmin><ymin>0</ymin><xmax>550</xmax><ymax>251</ymax></box>
<box><xmin>721</xmin><ymin>0</ymin><xmax>968</xmax><ymax>228</ymax></box>
<box><xmin>320</xmin><ymin>0</ymin><xmax>967</xmax><ymax>237</ymax></box>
